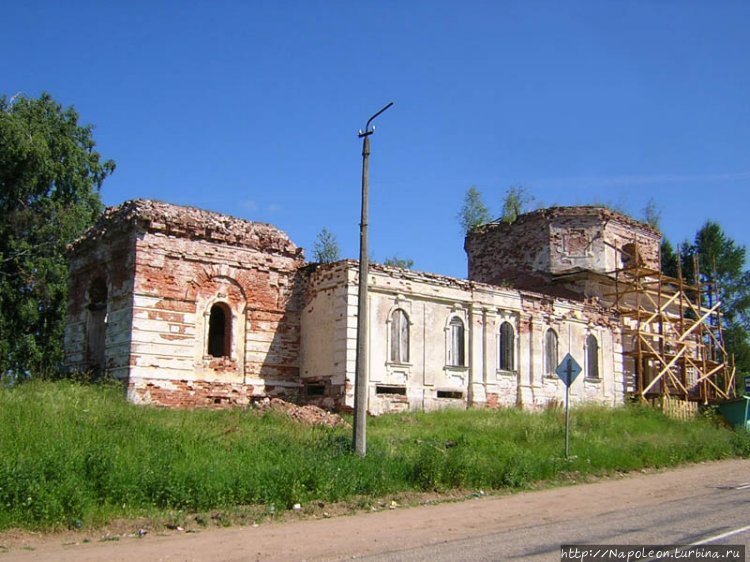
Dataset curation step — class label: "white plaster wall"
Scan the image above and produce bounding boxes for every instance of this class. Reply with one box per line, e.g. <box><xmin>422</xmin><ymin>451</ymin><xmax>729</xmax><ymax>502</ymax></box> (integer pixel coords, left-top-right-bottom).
<box><xmin>326</xmin><ymin>263</ymin><xmax>626</xmax><ymax>415</ymax></box>
<box><xmin>300</xmin><ymin>265</ymin><xmax>350</xmax><ymax>387</ymax></box>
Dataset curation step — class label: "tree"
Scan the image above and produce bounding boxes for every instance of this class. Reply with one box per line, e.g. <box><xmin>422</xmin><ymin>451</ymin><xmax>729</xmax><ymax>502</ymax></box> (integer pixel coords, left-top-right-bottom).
<box><xmin>684</xmin><ymin>221</ymin><xmax>749</xmax><ymax>320</ymax></box>
<box><xmin>457</xmin><ymin>186</ymin><xmax>491</xmax><ymax>234</ymax></box>
<box><xmin>723</xmin><ymin>323</ymin><xmax>750</xmax><ymax>380</ymax></box>
<box><xmin>501</xmin><ymin>185</ymin><xmax>532</xmax><ymax>223</ymax></box>
<box><xmin>384</xmin><ymin>256</ymin><xmax>415</xmax><ymax>269</ymax></box>
<box><xmin>642</xmin><ymin>198</ymin><xmax>662</xmax><ymax>229</ymax></box>
<box><xmin>0</xmin><ymin>93</ymin><xmax>115</xmax><ymax>378</ymax></box>
<box><xmin>639</xmin><ymin>198</ymin><xmax>679</xmax><ymax>278</ymax></box>
<box><xmin>660</xmin><ymin>238</ymin><xmax>679</xmax><ymax>278</ymax></box>
<box><xmin>313</xmin><ymin>227</ymin><xmax>340</xmax><ymax>263</ymax></box>
<box><xmin>682</xmin><ymin>221</ymin><xmax>750</xmax><ymax>375</ymax></box>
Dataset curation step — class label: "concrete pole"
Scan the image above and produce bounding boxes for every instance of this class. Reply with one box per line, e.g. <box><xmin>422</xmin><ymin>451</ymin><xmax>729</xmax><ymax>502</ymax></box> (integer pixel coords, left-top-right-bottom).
<box><xmin>353</xmin><ymin>102</ymin><xmax>393</xmax><ymax>456</ymax></box>
<box><xmin>353</xmin><ymin>133</ymin><xmax>371</xmax><ymax>456</ymax></box>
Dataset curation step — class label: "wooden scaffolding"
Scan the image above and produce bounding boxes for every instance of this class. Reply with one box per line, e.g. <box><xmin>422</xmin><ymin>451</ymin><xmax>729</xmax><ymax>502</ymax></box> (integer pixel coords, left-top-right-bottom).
<box><xmin>609</xmin><ymin>241</ymin><xmax>736</xmax><ymax>404</ymax></box>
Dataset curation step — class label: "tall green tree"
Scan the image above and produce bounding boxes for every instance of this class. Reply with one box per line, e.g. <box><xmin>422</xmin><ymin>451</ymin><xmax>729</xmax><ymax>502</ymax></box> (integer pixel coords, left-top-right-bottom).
<box><xmin>683</xmin><ymin>221</ymin><xmax>750</xmax><ymax>321</ymax></box>
<box><xmin>312</xmin><ymin>227</ymin><xmax>340</xmax><ymax>263</ymax></box>
<box><xmin>0</xmin><ymin>93</ymin><xmax>114</xmax><ymax>378</ymax></box>
<box><xmin>682</xmin><ymin>221</ymin><xmax>750</xmax><ymax>375</ymax></box>
<box><xmin>660</xmin><ymin>238</ymin><xmax>679</xmax><ymax>278</ymax></box>
<box><xmin>457</xmin><ymin>186</ymin><xmax>491</xmax><ymax>234</ymax></box>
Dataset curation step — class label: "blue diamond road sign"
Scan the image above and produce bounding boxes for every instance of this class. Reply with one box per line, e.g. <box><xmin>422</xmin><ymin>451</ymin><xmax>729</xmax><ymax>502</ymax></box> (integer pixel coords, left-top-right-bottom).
<box><xmin>556</xmin><ymin>353</ymin><xmax>582</xmax><ymax>387</ymax></box>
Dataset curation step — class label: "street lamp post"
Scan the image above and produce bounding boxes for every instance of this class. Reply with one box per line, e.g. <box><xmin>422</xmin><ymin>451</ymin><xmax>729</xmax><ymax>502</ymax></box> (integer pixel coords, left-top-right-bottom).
<box><xmin>353</xmin><ymin>101</ymin><xmax>394</xmax><ymax>456</ymax></box>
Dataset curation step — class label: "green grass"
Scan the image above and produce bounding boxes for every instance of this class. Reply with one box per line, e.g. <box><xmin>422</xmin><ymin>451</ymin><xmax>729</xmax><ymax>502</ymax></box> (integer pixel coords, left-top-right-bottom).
<box><xmin>0</xmin><ymin>380</ymin><xmax>747</xmax><ymax>531</ymax></box>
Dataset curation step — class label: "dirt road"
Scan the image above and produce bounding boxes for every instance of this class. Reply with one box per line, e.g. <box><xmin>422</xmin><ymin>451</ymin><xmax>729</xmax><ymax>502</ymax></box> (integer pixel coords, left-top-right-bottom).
<box><xmin>2</xmin><ymin>459</ymin><xmax>748</xmax><ymax>561</ymax></box>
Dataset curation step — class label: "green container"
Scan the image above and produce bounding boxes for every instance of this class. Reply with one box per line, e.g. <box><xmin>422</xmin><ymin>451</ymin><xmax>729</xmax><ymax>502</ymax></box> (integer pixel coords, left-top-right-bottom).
<box><xmin>717</xmin><ymin>396</ymin><xmax>750</xmax><ymax>430</ymax></box>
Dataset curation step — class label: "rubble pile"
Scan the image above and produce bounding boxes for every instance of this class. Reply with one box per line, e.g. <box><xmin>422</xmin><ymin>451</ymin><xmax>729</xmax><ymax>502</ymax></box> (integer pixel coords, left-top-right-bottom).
<box><xmin>253</xmin><ymin>397</ymin><xmax>350</xmax><ymax>428</ymax></box>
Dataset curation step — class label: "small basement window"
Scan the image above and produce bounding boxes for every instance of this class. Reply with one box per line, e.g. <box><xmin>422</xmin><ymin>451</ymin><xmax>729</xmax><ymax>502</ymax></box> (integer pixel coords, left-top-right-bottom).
<box><xmin>304</xmin><ymin>384</ymin><xmax>326</xmax><ymax>396</ymax></box>
<box><xmin>437</xmin><ymin>390</ymin><xmax>464</xmax><ymax>399</ymax></box>
<box><xmin>375</xmin><ymin>385</ymin><xmax>407</xmax><ymax>396</ymax></box>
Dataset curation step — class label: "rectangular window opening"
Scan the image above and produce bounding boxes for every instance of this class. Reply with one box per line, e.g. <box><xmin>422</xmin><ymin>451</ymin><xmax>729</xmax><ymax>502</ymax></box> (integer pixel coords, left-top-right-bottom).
<box><xmin>305</xmin><ymin>384</ymin><xmax>326</xmax><ymax>396</ymax></box>
<box><xmin>437</xmin><ymin>390</ymin><xmax>464</xmax><ymax>399</ymax></box>
<box><xmin>376</xmin><ymin>385</ymin><xmax>407</xmax><ymax>396</ymax></box>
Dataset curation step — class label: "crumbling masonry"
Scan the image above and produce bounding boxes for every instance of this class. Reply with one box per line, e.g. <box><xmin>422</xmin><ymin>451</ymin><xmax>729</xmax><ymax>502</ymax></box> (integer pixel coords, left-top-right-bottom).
<box><xmin>65</xmin><ymin>200</ymin><xmax>731</xmax><ymax>413</ymax></box>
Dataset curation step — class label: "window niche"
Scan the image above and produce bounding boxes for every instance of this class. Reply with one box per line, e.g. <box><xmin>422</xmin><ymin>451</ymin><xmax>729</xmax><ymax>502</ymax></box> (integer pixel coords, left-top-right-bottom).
<box><xmin>621</xmin><ymin>242</ymin><xmax>643</xmax><ymax>268</ymax></box>
<box><xmin>85</xmin><ymin>277</ymin><xmax>108</xmax><ymax>373</ymax></box>
<box><xmin>447</xmin><ymin>316</ymin><xmax>466</xmax><ymax>367</ymax></box>
<box><xmin>544</xmin><ymin>329</ymin><xmax>558</xmax><ymax>376</ymax></box>
<box><xmin>389</xmin><ymin>309</ymin><xmax>410</xmax><ymax>364</ymax></box>
<box><xmin>586</xmin><ymin>334</ymin><xmax>600</xmax><ymax>380</ymax></box>
<box><xmin>498</xmin><ymin>321</ymin><xmax>515</xmax><ymax>372</ymax></box>
<box><xmin>207</xmin><ymin>302</ymin><xmax>232</xmax><ymax>358</ymax></box>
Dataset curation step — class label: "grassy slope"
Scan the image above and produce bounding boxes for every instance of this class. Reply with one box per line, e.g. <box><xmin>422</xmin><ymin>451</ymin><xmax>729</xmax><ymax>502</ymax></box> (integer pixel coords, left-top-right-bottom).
<box><xmin>1</xmin><ymin>381</ymin><xmax>748</xmax><ymax>531</ymax></box>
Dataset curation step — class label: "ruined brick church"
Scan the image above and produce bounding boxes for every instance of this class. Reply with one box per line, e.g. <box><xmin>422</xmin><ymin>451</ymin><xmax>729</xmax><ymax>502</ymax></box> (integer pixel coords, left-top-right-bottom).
<box><xmin>64</xmin><ymin>199</ymin><xmax>663</xmax><ymax>413</ymax></box>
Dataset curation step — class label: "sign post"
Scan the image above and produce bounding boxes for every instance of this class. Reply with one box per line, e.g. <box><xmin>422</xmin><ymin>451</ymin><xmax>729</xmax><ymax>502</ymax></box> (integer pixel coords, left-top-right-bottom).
<box><xmin>556</xmin><ymin>353</ymin><xmax>582</xmax><ymax>458</ymax></box>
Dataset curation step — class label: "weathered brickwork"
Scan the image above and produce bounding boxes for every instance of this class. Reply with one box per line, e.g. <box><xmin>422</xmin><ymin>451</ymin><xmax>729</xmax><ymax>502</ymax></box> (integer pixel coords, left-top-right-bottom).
<box><xmin>65</xmin><ymin>215</ymin><xmax>137</xmax><ymax>381</ymax></box>
<box><xmin>66</xmin><ymin>200</ymin><xmax>304</xmax><ymax>406</ymax></box>
<box><xmin>66</xmin><ymin>201</ymin><xmax>644</xmax><ymax>413</ymax></box>
<box><xmin>466</xmin><ymin>206</ymin><xmax>661</xmax><ymax>298</ymax></box>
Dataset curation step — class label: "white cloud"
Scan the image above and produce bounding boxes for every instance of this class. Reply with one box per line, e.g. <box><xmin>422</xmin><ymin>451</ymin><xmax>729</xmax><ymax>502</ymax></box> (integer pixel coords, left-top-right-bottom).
<box><xmin>533</xmin><ymin>171</ymin><xmax>750</xmax><ymax>190</ymax></box>
<box><xmin>241</xmin><ymin>199</ymin><xmax>259</xmax><ymax>212</ymax></box>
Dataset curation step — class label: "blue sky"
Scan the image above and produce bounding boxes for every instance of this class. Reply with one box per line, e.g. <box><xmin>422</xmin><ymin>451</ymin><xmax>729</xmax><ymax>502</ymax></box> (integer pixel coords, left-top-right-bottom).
<box><xmin>3</xmin><ymin>1</ymin><xmax>749</xmax><ymax>278</ymax></box>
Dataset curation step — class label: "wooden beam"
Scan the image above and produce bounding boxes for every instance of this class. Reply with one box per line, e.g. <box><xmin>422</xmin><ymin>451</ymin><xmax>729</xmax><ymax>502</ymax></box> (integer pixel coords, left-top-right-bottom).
<box><xmin>677</xmin><ymin>302</ymin><xmax>721</xmax><ymax>342</ymax></box>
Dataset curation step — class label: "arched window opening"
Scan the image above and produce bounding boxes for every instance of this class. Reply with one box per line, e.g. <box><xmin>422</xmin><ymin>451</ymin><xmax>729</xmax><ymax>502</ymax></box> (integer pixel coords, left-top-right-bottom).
<box><xmin>544</xmin><ymin>329</ymin><xmax>558</xmax><ymax>375</ymax></box>
<box><xmin>208</xmin><ymin>303</ymin><xmax>231</xmax><ymax>358</ymax></box>
<box><xmin>499</xmin><ymin>321</ymin><xmax>515</xmax><ymax>371</ymax></box>
<box><xmin>448</xmin><ymin>317</ymin><xmax>465</xmax><ymax>367</ymax></box>
<box><xmin>389</xmin><ymin>309</ymin><xmax>409</xmax><ymax>363</ymax></box>
<box><xmin>621</xmin><ymin>243</ymin><xmax>642</xmax><ymax>268</ymax></box>
<box><xmin>587</xmin><ymin>334</ymin><xmax>600</xmax><ymax>379</ymax></box>
<box><xmin>85</xmin><ymin>277</ymin><xmax>108</xmax><ymax>372</ymax></box>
